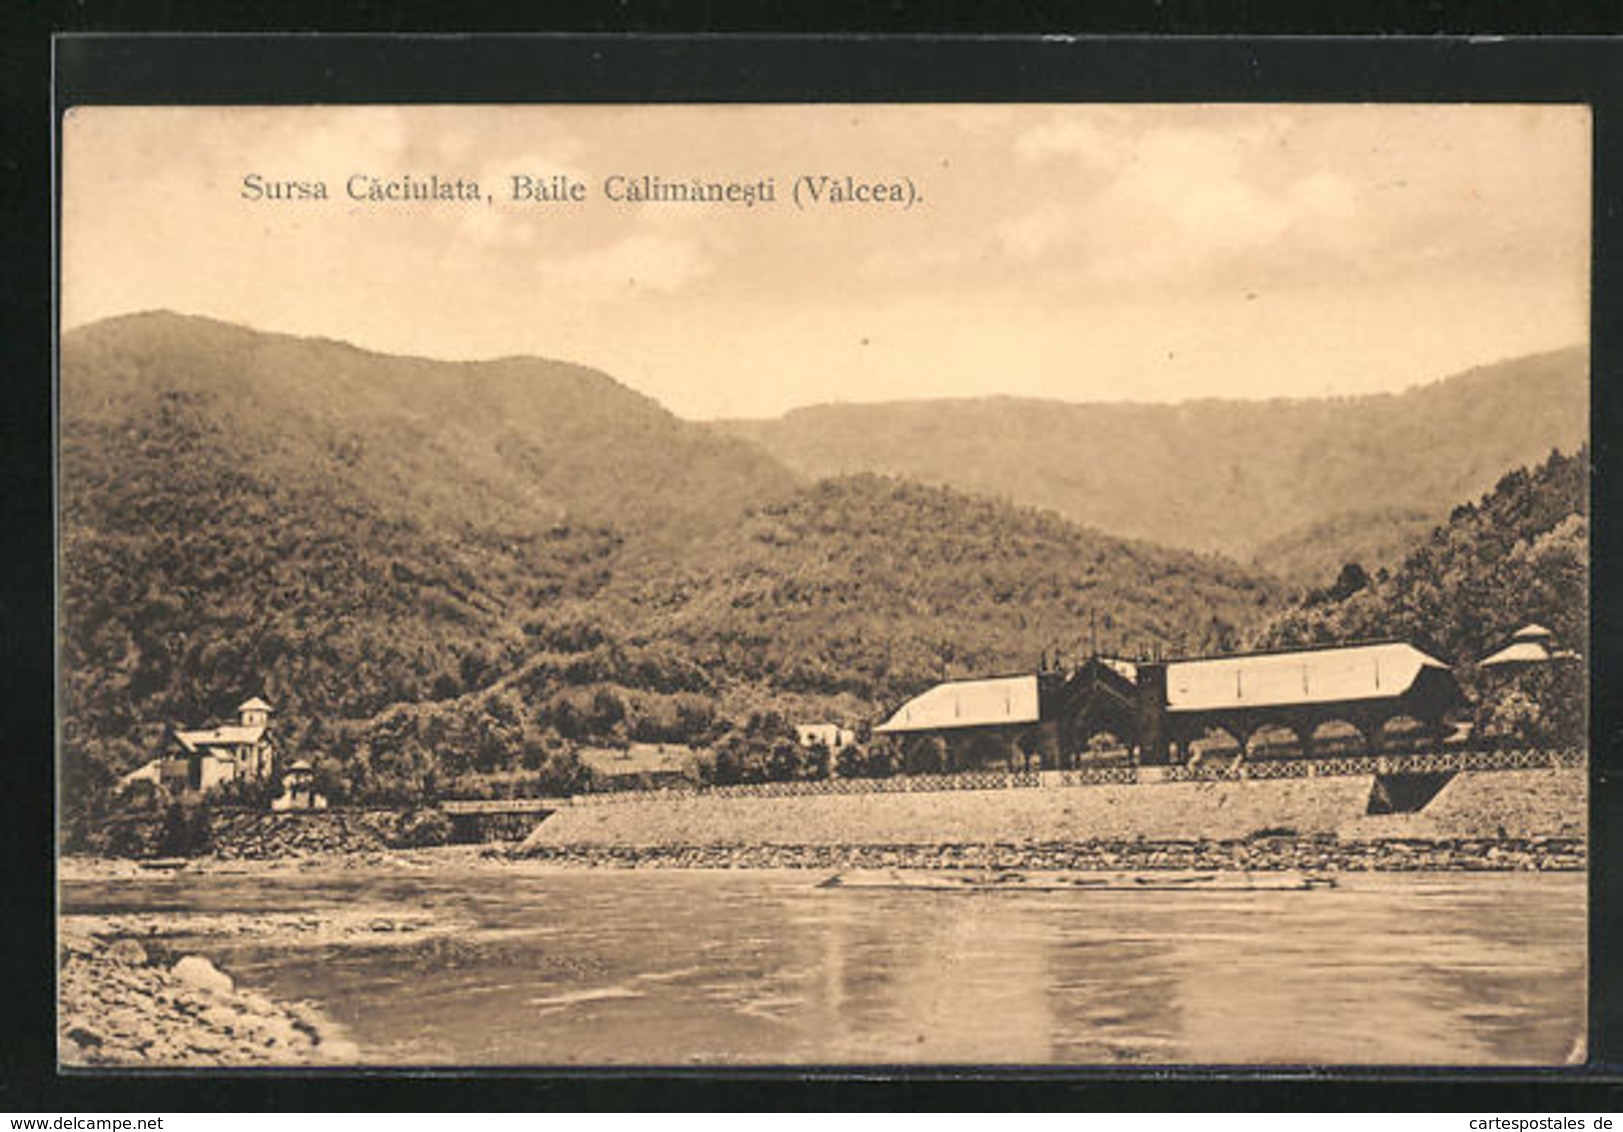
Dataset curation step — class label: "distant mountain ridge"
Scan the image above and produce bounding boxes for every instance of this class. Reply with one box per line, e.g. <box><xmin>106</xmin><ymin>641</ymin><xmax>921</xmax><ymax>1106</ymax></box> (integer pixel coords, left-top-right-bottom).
<box><xmin>717</xmin><ymin>347</ymin><xmax>1588</xmax><ymax>573</ymax></box>
<box><xmin>63</xmin><ymin>310</ymin><xmax>801</xmax><ymax>544</ymax></box>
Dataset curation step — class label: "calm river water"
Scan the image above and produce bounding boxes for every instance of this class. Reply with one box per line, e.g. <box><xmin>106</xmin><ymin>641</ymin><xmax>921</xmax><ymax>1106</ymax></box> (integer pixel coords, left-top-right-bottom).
<box><xmin>60</xmin><ymin>867</ymin><xmax>1586</xmax><ymax>1067</ymax></box>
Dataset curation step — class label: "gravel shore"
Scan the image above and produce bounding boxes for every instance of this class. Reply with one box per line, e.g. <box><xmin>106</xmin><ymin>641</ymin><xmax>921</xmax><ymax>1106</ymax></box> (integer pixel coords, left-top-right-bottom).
<box><xmin>58</xmin><ymin>842</ymin><xmax>500</xmax><ymax>882</ymax></box>
<box><xmin>58</xmin><ymin>927</ymin><xmax>361</xmax><ymax>1067</ymax></box>
<box><xmin>516</xmin><ymin>835</ymin><xmax>1585</xmax><ymax>872</ymax></box>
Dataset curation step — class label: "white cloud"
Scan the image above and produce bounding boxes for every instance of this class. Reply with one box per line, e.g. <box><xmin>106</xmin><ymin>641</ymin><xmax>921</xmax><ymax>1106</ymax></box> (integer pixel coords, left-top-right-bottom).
<box><xmin>268</xmin><ymin>107</ymin><xmax>413</xmax><ymax>180</ymax></box>
<box><xmin>996</xmin><ymin>122</ymin><xmax>1364</xmax><ymax>285</ymax></box>
<box><xmin>1013</xmin><ymin>116</ymin><xmax>1128</xmax><ymax>168</ymax></box>
<box><xmin>552</xmin><ymin>234</ymin><xmax>710</xmax><ymax>295</ymax></box>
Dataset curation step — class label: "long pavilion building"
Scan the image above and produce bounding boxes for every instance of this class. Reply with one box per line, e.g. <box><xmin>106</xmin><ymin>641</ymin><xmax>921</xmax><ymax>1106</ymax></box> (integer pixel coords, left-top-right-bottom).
<box><xmin>874</xmin><ymin>640</ymin><xmax>1466</xmax><ymax>768</ymax></box>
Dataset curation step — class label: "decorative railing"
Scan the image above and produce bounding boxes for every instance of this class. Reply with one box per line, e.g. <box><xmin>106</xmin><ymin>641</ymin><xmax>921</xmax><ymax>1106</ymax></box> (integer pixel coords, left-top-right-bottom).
<box><xmin>1165</xmin><ymin>746</ymin><xmax>1584</xmax><ymax>782</ymax></box>
<box><xmin>440</xmin><ymin>798</ymin><xmax>562</xmax><ymax>814</ymax></box>
<box><xmin>555</xmin><ymin>747</ymin><xmax>1583</xmax><ymax>805</ymax></box>
<box><xmin>567</xmin><ymin>769</ymin><xmax>1042</xmax><ymax>805</ymax></box>
<box><xmin>1052</xmin><ymin>766</ymin><xmax>1138</xmax><ymax>787</ymax></box>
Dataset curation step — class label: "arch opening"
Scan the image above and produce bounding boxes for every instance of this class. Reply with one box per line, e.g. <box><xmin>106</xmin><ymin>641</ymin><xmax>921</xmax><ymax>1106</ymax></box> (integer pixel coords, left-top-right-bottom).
<box><xmin>1378</xmin><ymin>713</ymin><xmax>1442</xmax><ymax>753</ymax></box>
<box><xmin>1309</xmin><ymin>719</ymin><xmax>1366</xmax><ymax>757</ymax></box>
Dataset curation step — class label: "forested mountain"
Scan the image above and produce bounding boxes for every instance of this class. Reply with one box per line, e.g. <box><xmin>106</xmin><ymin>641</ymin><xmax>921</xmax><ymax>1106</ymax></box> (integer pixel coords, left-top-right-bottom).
<box><xmin>1254</xmin><ymin>446</ymin><xmax>1588</xmax><ymax>662</ymax></box>
<box><xmin>1253</xmin><ymin>447</ymin><xmax>1588</xmax><ymax>747</ymax></box>
<box><xmin>1250</xmin><ymin>507</ymin><xmax>1440</xmax><ymax>587</ymax></box>
<box><xmin>718</xmin><ymin>348</ymin><xmax>1588</xmax><ymax>572</ymax></box>
<box><xmin>59</xmin><ymin>313</ymin><xmax>1286</xmax><ymax>808</ymax></box>
<box><xmin>310</xmin><ymin>476</ymin><xmax>1284</xmax><ymax>802</ymax></box>
<box><xmin>606</xmin><ymin>475</ymin><xmax>1281</xmax><ymax>708</ymax></box>
<box><xmin>60</xmin><ymin>311</ymin><xmax>793</xmax><ymax>805</ymax></box>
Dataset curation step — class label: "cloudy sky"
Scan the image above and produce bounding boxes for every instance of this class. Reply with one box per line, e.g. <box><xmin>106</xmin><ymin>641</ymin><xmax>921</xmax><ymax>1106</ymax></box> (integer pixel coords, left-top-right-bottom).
<box><xmin>62</xmin><ymin>104</ymin><xmax>1589</xmax><ymax>419</ymax></box>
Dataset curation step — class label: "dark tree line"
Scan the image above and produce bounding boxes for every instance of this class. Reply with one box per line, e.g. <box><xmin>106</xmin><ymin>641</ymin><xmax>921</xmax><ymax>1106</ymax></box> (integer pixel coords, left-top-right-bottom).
<box><xmin>1255</xmin><ymin>447</ymin><xmax>1589</xmax><ymax>749</ymax></box>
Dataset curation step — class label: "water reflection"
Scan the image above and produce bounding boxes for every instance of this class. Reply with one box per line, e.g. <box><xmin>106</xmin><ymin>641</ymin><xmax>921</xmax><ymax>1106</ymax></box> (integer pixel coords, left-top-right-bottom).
<box><xmin>60</xmin><ymin>869</ymin><xmax>1584</xmax><ymax>1066</ymax></box>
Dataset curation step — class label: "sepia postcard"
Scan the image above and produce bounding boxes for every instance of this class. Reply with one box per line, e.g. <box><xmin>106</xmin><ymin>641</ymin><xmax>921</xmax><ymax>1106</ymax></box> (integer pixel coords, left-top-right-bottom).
<box><xmin>55</xmin><ymin>97</ymin><xmax>1592</xmax><ymax>1070</ymax></box>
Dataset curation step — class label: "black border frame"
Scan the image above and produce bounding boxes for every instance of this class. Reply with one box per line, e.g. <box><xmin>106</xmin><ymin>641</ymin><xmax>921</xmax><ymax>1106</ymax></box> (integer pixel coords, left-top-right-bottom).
<box><xmin>12</xmin><ymin>29</ymin><xmax>1623</xmax><ymax>1111</ymax></box>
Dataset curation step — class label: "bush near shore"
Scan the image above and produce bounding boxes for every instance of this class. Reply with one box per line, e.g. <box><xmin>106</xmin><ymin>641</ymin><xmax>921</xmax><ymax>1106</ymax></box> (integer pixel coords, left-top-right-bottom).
<box><xmin>65</xmin><ymin>805</ymin><xmax>454</xmax><ymax>860</ymax></box>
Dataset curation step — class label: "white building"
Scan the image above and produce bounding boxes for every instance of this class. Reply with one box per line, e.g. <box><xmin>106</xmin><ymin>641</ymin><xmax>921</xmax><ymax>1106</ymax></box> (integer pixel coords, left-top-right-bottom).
<box><xmin>796</xmin><ymin>722</ymin><xmax>856</xmax><ymax>750</ymax></box>
<box><xmin>119</xmin><ymin>697</ymin><xmax>279</xmax><ymax>797</ymax></box>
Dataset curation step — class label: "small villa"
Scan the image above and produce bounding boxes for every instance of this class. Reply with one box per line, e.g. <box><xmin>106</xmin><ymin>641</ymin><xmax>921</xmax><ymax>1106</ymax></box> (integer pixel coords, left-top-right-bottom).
<box><xmin>119</xmin><ymin>696</ymin><xmax>278</xmax><ymax>797</ymax></box>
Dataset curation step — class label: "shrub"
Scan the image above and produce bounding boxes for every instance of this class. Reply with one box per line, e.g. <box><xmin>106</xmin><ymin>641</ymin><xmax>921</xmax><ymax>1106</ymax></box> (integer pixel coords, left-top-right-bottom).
<box><xmin>106</xmin><ymin>819</ymin><xmax>161</xmax><ymax>859</ymax></box>
<box><xmin>396</xmin><ymin>807</ymin><xmax>453</xmax><ymax>848</ymax></box>
<box><xmin>156</xmin><ymin>799</ymin><xmax>215</xmax><ymax>857</ymax></box>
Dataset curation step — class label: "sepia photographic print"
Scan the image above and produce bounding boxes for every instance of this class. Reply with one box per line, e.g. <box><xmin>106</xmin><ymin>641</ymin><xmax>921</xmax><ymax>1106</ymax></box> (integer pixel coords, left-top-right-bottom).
<box><xmin>56</xmin><ymin>100</ymin><xmax>1591</xmax><ymax>1070</ymax></box>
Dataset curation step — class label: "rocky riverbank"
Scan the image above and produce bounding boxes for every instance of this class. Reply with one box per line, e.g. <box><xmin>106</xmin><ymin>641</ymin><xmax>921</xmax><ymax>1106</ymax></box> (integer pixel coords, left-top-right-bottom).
<box><xmin>67</xmin><ymin>807</ymin><xmax>452</xmax><ymax>861</ymax></box>
<box><xmin>59</xmin><ymin>829</ymin><xmax>1586</xmax><ymax>881</ymax></box>
<box><xmin>59</xmin><ymin>842</ymin><xmax>500</xmax><ymax>881</ymax></box>
<box><xmin>58</xmin><ymin>926</ymin><xmax>361</xmax><ymax>1066</ymax></box>
<box><xmin>517</xmin><ymin>834</ymin><xmax>1585</xmax><ymax>872</ymax></box>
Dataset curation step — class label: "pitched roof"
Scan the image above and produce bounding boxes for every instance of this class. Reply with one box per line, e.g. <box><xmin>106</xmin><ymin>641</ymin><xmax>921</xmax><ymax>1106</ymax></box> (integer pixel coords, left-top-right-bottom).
<box><xmin>1479</xmin><ymin>640</ymin><xmax>1554</xmax><ymax>667</ymax></box>
<box><xmin>875</xmin><ymin>675</ymin><xmax>1040</xmax><ymax>734</ymax></box>
<box><xmin>1099</xmin><ymin>657</ymin><xmax>1139</xmax><ymax>682</ymax></box>
<box><xmin>175</xmin><ymin>725</ymin><xmax>266</xmax><ymax>750</ymax></box>
<box><xmin>118</xmin><ymin>758</ymin><xmax>165</xmax><ymax>786</ymax></box>
<box><xmin>1165</xmin><ymin>642</ymin><xmax>1451</xmax><ymax>713</ymax></box>
<box><xmin>238</xmin><ymin>697</ymin><xmax>273</xmax><ymax>712</ymax></box>
<box><xmin>1479</xmin><ymin>623</ymin><xmax>1580</xmax><ymax>667</ymax></box>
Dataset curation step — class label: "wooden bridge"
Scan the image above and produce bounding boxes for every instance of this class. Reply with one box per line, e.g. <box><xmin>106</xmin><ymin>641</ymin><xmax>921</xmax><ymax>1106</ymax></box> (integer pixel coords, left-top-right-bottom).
<box><xmin>439</xmin><ymin>797</ymin><xmax>566</xmax><ymax>841</ymax></box>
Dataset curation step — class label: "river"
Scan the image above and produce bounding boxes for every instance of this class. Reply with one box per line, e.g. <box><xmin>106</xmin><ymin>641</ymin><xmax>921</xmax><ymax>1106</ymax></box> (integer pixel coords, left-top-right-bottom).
<box><xmin>59</xmin><ymin>867</ymin><xmax>1586</xmax><ymax>1067</ymax></box>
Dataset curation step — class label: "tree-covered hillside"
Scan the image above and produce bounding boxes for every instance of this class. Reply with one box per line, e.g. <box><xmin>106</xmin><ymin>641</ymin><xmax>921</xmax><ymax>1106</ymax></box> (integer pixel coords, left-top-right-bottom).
<box><xmin>1250</xmin><ymin>506</ymin><xmax>1440</xmax><ymax>588</ymax></box>
<box><xmin>59</xmin><ymin>314</ymin><xmax>1289</xmax><ymax>812</ymax></box>
<box><xmin>1253</xmin><ymin>447</ymin><xmax>1588</xmax><ymax>747</ymax></box>
<box><xmin>295</xmin><ymin>477</ymin><xmax>1286</xmax><ymax>803</ymax></box>
<box><xmin>609</xmin><ymin>475</ymin><xmax>1281</xmax><ymax>709</ymax></box>
<box><xmin>1254</xmin><ymin>447</ymin><xmax>1587</xmax><ymax>660</ymax></box>
<box><xmin>59</xmin><ymin>378</ymin><xmax>622</xmax><ymax>805</ymax></box>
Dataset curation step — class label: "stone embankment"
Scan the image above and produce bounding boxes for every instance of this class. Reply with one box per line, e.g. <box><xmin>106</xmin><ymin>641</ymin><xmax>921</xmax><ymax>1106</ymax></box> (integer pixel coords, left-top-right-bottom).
<box><xmin>527</xmin><ymin>776</ymin><xmax>1375</xmax><ymax>848</ymax></box>
<box><xmin>207</xmin><ymin>810</ymin><xmax>399</xmax><ymax>857</ymax></box>
<box><xmin>517</xmin><ymin>768</ymin><xmax>1586</xmax><ymax>871</ymax></box>
<box><xmin>520</xmin><ymin>835</ymin><xmax>1584</xmax><ymax>872</ymax></box>
<box><xmin>1340</xmin><ymin>769</ymin><xmax>1586</xmax><ymax>840</ymax></box>
<box><xmin>58</xmin><ymin>928</ymin><xmax>360</xmax><ymax>1066</ymax></box>
<box><xmin>68</xmin><ymin>768</ymin><xmax>1585</xmax><ymax>871</ymax></box>
<box><xmin>523</xmin><ymin>770</ymin><xmax>1582</xmax><ymax>847</ymax></box>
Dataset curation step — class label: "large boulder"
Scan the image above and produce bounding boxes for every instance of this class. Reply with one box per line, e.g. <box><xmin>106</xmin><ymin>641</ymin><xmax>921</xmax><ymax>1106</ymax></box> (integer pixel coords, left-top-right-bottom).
<box><xmin>105</xmin><ymin>939</ymin><xmax>148</xmax><ymax>966</ymax></box>
<box><xmin>58</xmin><ymin>933</ymin><xmax>97</xmax><ymax>965</ymax></box>
<box><xmin>171</xmin><ymin>955</ymin><xmax>234</xmax><ymax>995</ymax></box>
